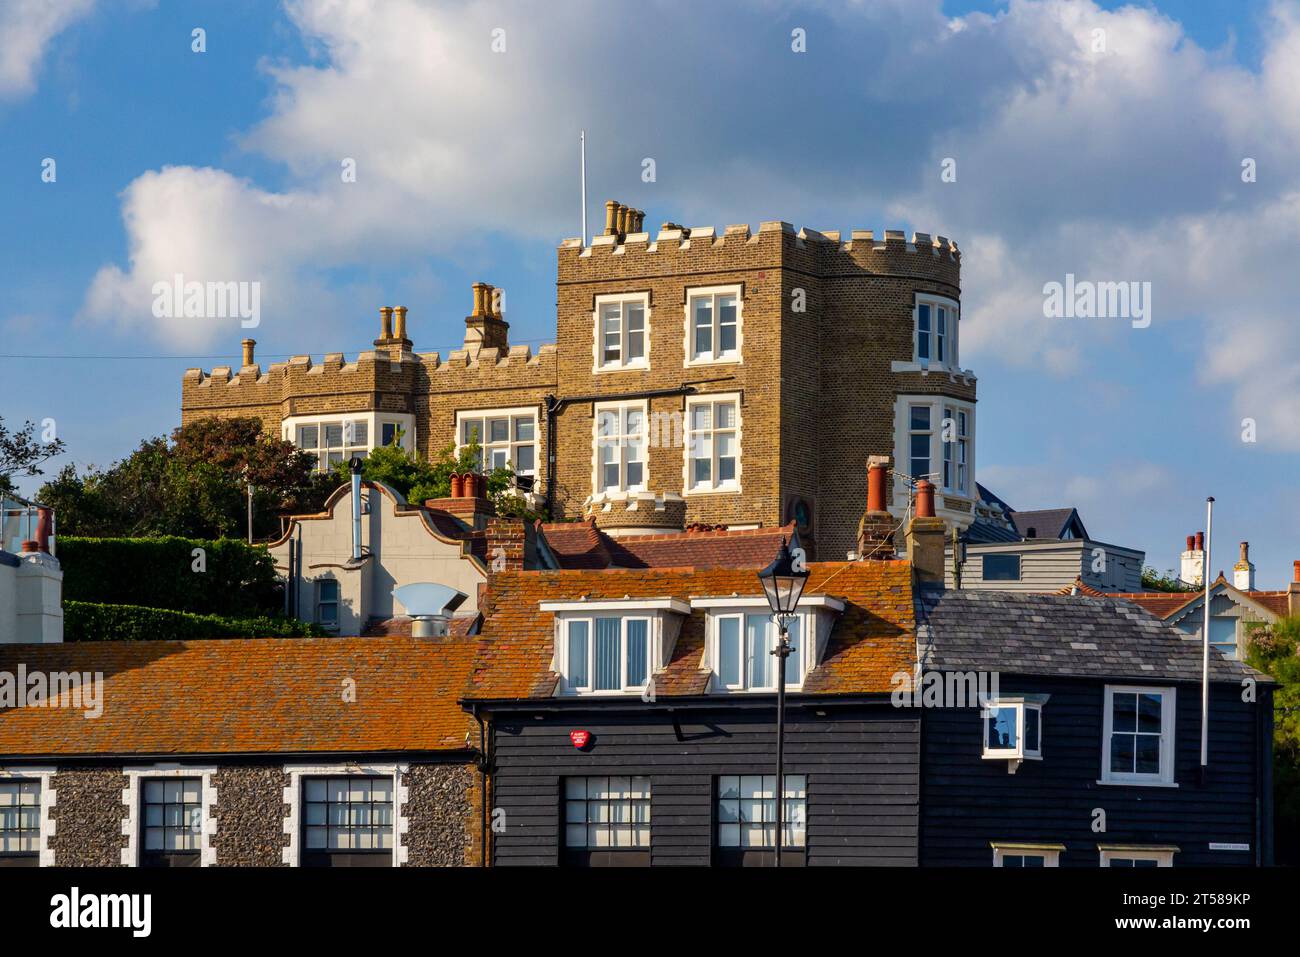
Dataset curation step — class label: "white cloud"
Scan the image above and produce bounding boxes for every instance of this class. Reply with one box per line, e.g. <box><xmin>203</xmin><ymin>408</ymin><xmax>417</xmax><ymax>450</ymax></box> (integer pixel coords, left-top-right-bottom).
<box><xmin>76</xmin><ymin>0</ymin><xmax>1300</xmax><ymax>451</ymax></box>
<box><xmin>0</xmin><ymin>0</ymin><xmax>95</xmax><ymax>98</ymax></box>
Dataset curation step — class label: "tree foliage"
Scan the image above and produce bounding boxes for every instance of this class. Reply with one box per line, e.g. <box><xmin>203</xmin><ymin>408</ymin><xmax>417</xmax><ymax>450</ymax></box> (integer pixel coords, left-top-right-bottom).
<box><xmin>1141</xmin><ymin>566</ymin><xmax>1196</xmax><ymax>592</ymax></box>
<box><xmin>1246</xmin><ymin>615</ymin><xmax>1300</xmax><ymax>864</ymax></box>
<box><xmin>0</xmin><ymin>415</ymin><xmax>67</xmax><ymax>492</ymax></box>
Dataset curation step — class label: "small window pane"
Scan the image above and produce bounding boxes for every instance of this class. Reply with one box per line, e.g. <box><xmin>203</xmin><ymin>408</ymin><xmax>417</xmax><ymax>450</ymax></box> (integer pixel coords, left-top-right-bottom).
<box><xmin>986</xmin><ymin>707</ymin><xmax>1018</xmax><ymax>750</ymax></box>
<box><xmin>626</xmin><ymin>619</ymin><xmax>648</xmax><ymax>686</ymax></box>
<box><xmin>594</xmin><ymin>617</ymin><xmax>621</xmax><ymax>691</ymax></box>
<box><xmin>719</xmin><ymin>617</ymin><xmax>741</xmax><ymax>686</ymax></box>
<box><xmin>1025</xmin><ymin>707</ymin><xmax>1040</xmax><ymax>751</ymax></box>
<box><xmin>514</xmin><ymin>416</ymin><xmax>534</xmax><ymax>441</ymax></box>
<box><xmin>568</xmin><ymin>621</ymin><xmax>589</xmax><ymax>688</ymax></box>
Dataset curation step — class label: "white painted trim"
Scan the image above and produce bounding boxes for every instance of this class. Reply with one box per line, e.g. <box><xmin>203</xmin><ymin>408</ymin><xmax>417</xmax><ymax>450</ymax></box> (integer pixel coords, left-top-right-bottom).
<box><xmin>591</xmin><ymin>399</ymin><xmax>650</xmax><ymax>496</ymax></box>
<box><xmin>541</xmin><ymin>598</ymin><xmax>691</xmax><ymax>614</ymax></box>
<box><xmin>282</xmin><ymin>411</ymin><xmax>416</xmax><ymax>469</ymax></box>
<box><xmin>121</xmin><ymin>765</ymin><xmax>217</xmax><ymax>867</ymax></box>
<box><xmin>690</xmin><ymin>595</ymin><xmax>845</xmax><ymax>611</ymax></box>
<box><xmin>682</xmin><ymin>392</ymin><xmax>743</xmax><ymax>495</ymax></box>
<box><xmin>1098</xmin><ymin>844</ymin><xmax>1178</xmax><ymax>867</ymax></box>
<box><xmin>702</xmin><ymin>607</ymin><xmax>822</xmax><ymax>693</ymax></box>
<box><xmin>991</xmin><ymin>842</ymin><xmax>1063</xmax><ymax>867</ymax></box>
<box><xmin>1100</xmin><ymin>685</ymin><xmax>1177</xmax><ymax>786</ymax></box>
<box><xmin>455</xmin><ymin>406</ymin><xmax>540</xmax><ymax>478</ymax></box>
<box><xmin>892</xmin><ymin>394</ymin><xmax>976</xmax><ymax>525</ymax></box>
<box><xmin>683</xmin><ymin>283</ymin><xmax>744</xmax><ymax>367</ymax></box>
<box><xmin>980</xmin><ymin>699</ymin><xmax>1044</xmax><ymax>762</ymax></box>
<box><xmin>282</xmin><ymin>762</ymin><xmax>409</xmax><ymax>867</ymax></box>
<box><xmin>592</xmin><ymin>291</ymin><xmax>651</xmax><ymax>373</ymax></box>
<box><xmin>0</xmin><ymin>766</ymin><xmax>56</xmax><ymax>867</ymax></box>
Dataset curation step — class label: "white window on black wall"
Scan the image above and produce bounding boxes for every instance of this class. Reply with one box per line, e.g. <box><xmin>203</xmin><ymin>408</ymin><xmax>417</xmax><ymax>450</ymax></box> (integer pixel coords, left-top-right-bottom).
<box><xmin>562</xmin><ymin>776</ymin><xmax>651</xmax><ymax>866</ymax></box>
<box><xmin>1101</xmin><ymin>686</ymin><xmax>1176</xmax><ymax>786</ymax></box>
<box><xmin>715</xmin><ymin>774</ymin><xmax>806</xmax><ymax>867</ymax></box>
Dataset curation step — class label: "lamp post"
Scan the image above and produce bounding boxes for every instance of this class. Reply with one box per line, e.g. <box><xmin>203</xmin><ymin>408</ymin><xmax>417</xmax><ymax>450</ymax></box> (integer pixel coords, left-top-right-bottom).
<box><xmin>758</xmin><ymin>536</ymin><xmax>808</xmax><ymax>867</ymax></box>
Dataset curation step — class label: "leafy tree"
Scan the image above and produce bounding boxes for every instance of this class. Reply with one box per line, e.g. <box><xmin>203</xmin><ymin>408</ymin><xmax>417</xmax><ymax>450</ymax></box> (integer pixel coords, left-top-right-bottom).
<box><xmin>0</xmin><ymin>415</ymin><xmax>66</xmax><ymax>492</ymax></box>
<box><xmin>1246</xmin><ymin>616</ymin><xmax>1300</xmax><ymax>864</ymax></box>
<box><xmin>1141</xmin><ymin>566</ymin><xmax>1196</xmax><ymax>592</ymax></box>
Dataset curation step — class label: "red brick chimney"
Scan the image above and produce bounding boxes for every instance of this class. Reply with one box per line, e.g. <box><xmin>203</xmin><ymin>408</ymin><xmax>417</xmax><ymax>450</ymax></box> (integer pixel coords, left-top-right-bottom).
<box><xmin>1289</xmin><ymin>560</ymin><xmax>1300</xmax><ymax>617</ymax></box>
<box><xmin>856</xmin><ymin>456</ymin><xmax>894</xmax><ymax>560</ymax></box>
<box><xmin>484</xmin><ymin>518</ymin><xmax>530</xmax><ymax>573</ymax></box>
<box><xmin>905</xmin><ymin>480</ymin><xmax>945</xmax><ymax>584</ymax></box>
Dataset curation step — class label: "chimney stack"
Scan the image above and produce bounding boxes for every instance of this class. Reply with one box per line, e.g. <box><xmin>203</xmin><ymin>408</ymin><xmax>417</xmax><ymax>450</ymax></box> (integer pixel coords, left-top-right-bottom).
<box><xmin>905</xmin><ymin>480</ymin><xmax>946</xmax><ymax>584</ymax></box>
<box><xmin>1180</xmin><ymin>530</ymin><xmax>1205</xmax><ymax>588</ymax></box>
<box><xmin>373</xmin><ymin>305</ymin><xmax>410</xmax><ymax>356</ymax></box>
<box><xmin>1233</xmin><ymin>541</ymin><xmax>1256</xmax><ymax>591</ymax></box>
<box><xmin>1288</xmin><ymin>560</ymin><xmax>1300</xmax><ymax>617</ymax></box>
<box><xmin>856</xmin><ymin>457</ymin><xmax>894</xmax><ymax>559</ymax></box>
<box><xmin>240</xmin><ymin>338</ymin><xmax>256</xmax><ymax>368</ymax></box>
<box><xmin>463</xmin><ymin>281</ymin><xmax>509</xmax><ymax>356</ymax></box>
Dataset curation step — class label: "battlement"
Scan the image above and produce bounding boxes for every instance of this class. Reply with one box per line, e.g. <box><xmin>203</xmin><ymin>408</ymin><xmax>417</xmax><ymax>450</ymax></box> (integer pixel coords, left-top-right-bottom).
<box><xmin>559</xmin><ymin>210</ymin><xmax>960</xmax><ymax>289</ymax></box>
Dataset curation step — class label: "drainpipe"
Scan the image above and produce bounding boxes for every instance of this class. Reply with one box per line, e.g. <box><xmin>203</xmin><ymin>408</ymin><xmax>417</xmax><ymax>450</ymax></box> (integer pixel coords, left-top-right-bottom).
<box><xmin>543</xmin><ymin>384</ymin><xmax>703</xmax><ymax>518</ymax></box>
<box><xmin>349</xmin><ymin>456</ymin><xmax>364</xmax><ymax>562</ymax></box>
<box><xmin>472</xmin><ymin>705</ymin><xmax>491</xmax><ymax>867</ymax></box>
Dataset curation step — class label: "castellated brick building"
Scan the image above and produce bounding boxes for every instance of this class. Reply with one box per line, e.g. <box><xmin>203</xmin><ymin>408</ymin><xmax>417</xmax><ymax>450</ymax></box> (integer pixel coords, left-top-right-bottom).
<box><xmin>181</xmin><ymin>202</ymin><xmax>979</xmax><ymax>560</ymax></box>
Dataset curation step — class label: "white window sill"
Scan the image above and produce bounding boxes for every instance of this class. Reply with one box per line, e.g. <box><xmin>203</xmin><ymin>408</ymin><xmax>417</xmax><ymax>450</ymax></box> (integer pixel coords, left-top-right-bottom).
<box><xmin>1096</xmin><ymin>778</ymin><xmax>1179</xmax><ymax>788</ymax></box>
<box><xmin>594</xmin><ymin>362</ymin><xmax>650</xmax><ymax>374</ymax></box>
<box><xmin>890</xmin><ymin>360</ymin><xmax>976</xmax><ymax>379</ymax></box>
<box><xmin>684</xmin><ymin>484</ymin><xmax>742</xmax><ymax>496</ymax></box>
<box><xmin>685</xmin><ymin>355</ymin><xmax>742</xmax><ymax>368</ymax></box>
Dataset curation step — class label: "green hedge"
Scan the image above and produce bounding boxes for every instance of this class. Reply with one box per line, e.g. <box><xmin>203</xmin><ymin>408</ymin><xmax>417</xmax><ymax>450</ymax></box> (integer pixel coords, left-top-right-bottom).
<box><xmin>58</xmin><ymin>536</ymin><xmax>281</xmax><ymax>616</ymax></box>
<box><xmin>63</xmin><ymin>601</ymin><xmax>327</xmax><ymax>642</ymax></box>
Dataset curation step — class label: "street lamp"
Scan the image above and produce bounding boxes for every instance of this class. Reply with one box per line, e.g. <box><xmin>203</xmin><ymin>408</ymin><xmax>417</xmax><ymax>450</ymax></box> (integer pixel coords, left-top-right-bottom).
<box><xmin>757</xmin><ymin>535</ymin><xmax>808</xmax><ymax>867</ymax></box>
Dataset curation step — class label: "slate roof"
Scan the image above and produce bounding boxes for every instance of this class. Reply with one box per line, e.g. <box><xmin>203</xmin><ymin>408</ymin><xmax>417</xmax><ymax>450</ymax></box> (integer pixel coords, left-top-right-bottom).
<box><xmin>466</xmin><ymin>562</ymin><xmax>917</xmax><ymax>701</ymax></box>
<box><xmin>915</xmin><ymin>586</ymin><xmax>1269</xmax><ymax>684</ymax></box>
<box><xmin>0</xmin><ymin>635</ymin><xmax>478</xmax><ymax>757</ymax></box>
<box><xmin>538</xmin><ymin>520</ymin><xmax>796</xmax><ymax>570</ymax></box>
<box><xmin>961</xmin><ymin>518</ymin><xmax>1022</xmax><ymax>544</ymax></box>
<box><xmin>1009</xmin><ymin>508</ymin><xmax>1087</xmax><ymax>541</ymax></box>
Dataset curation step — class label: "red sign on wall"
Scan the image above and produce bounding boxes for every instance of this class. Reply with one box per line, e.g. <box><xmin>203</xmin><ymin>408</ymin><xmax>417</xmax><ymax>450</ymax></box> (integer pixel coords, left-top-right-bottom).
<box><xmin>569</xmin><ymin>730</ymin><xmax>591</xmax><ymax>750</ymax></box>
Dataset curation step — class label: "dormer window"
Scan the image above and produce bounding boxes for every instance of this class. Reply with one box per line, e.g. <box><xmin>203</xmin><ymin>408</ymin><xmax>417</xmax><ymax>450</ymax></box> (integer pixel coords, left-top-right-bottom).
<box><xmin>542</xmin><ymin>599</ymin><xmax>689</xmax><ymax>696</ymax></box>
<box><xmin>982</xmin><ymin>696</ymin><xmax>1046</xmax><ymax>771</ymax></box>
<box><xmin>693</xmin><ymin>595</ymin><xmax>845</xmax><ymax>694</ymax></box>
<box><xmin>914</xmin><ymin>295</ymin><xmax>959</xmax><ymax>369</ymax></box>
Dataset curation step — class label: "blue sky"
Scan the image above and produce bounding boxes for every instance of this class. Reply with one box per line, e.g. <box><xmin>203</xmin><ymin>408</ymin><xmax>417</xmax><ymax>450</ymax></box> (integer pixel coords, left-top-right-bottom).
<box><xmin>2</xmin><ymin>0</ymin><xmax>1297</xmax><ymax>586</ymax></box>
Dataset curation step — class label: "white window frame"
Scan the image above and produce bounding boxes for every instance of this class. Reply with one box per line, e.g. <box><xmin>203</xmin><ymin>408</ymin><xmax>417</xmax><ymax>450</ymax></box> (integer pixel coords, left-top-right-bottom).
<box><xmin>981</xmin><ymin>697</ymin><xmax>1044</xmax><ymax>764</ymax></box>
<box><xmin>592</xmin><ymin>400</ymin><xmax>649</xmax><ymax>495</ymax></box>
<box><xmin>564</xmin><ymin>775</ymin><xmax>652</xmax><ymax>849</ymax></box>
<box><xmin>893</xmin><ymin>395</ymin><xmax>976</xmax><ymax>506</ymax></box>
<box><xmin>315</xmin><ymin>577</ymin><xmax>340</xmax><ymax>630</ymax></box>
<box><xmin>1098</xmin><ymin>845</ymin><xmax>1178</xmax><ymax>867</ymax></box>
<box><xmin>121</xmin><ymin>765</ymin><xmax>217</xmax><ymax>867</ymax></box>
<box><xmin>991</xmin><ymin>842</ymin><xmax>1063</xmax><ymax>867</ymax></box>
<box><xmin>683</xmin><ymin>393</ymin><xmax>742</xmax><ymax>495</ymax></box>
<box><xmin>558</xmin><ymin>615</ymin><xmax>654</xmax><ymax>694</ymax></box>
<box><xmin>456</xmin><ymin>406</ymin><xmax>539</xmax><ymax>479</ymax></box>
<box><xmin>283</xmin><ymin>412</ymin><xmax>416</xmax><ymax>473</ymax></box>
<box><xmin>706</xmin><ymin>608</ymin><xmax>812</xmax><ymax>693</ymax></box>
<box><xmin>283</xmin><ymin>763</ymin><xmax>409</xmax><ymax>867</ymax></box>
<box><xmin>684</xmin><ymin>284</ymin><xmax>743</xmax><ymax>366</ymax></box>
<box><xmin>593</xmin><ymin>292</ymin><xmax>650</xmax><ymax>372</ymax></box>
<box><xmin>0</xmin><ymin>767</ymin><xmax>56</xmax><ymax>867</ymax></box>
<box><xmin>913</xmin><ymin>294</ymin><xmax>959</xmax><ymax>370</ymax></box>
<box><xmin>942</xmin><ymin>403</ymin><xmax>971</xmax><ymax>497</ymax></box>
<box><xmin>1100</xmin><ymin>685</ymin><xmax>1177</xmax><ymax>787</ymax></box>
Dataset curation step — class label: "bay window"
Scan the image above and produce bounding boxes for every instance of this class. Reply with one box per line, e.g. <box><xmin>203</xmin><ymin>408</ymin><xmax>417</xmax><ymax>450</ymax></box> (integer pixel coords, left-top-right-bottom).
<box><xmin>594</xmin><ymin>402</ymin><xmax>647</xmax><ymax>494</ymax></box>
<box><xmin>594</xmin><ymin>294</ymin><xmax>649</xmax><ymax>371</ymax></box>
<box><xmin>982</xmin><ymin>697</ymin><xmax>1045</xmax><ymax>766</ymax></box>
<box><xmin>1101</xmin><ymin>686</ymin><xmax>1175</xmax><ymax>786</ymax></box>
<box><xmin>895</xmin><ymin>396</ymin><xmax>976</xmax><ymax>504</ymax></box>
<box><xmin>686</xmin><ymin>395</ymin><xmax>740</xmax><ymax>493</ymax></box>
<box><xmin>686</xmin><ymin>285</ymin><xmax>741</xmax><ymax>364</ymax></box>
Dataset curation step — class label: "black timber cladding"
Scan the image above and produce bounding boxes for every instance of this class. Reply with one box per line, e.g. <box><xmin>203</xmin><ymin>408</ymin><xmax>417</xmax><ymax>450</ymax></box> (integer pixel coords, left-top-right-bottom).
<box><xmin>486</xmin><ymin>701</ymin><xmax>919</xmax><ymax>867</ymax></box>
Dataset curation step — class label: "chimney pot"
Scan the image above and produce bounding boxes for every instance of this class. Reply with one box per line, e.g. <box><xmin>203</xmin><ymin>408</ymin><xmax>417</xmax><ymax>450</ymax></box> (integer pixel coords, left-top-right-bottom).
<box><xmin>1195</xmin><ymin>531</ymin><xmax>1204</xmax><ymax>551</ymax></box>
<box><xmin>485</xmin><ymin>285</ymin><xmax>498</xmax><ymax>319</ymax></box>
<box><xmin>471</xmin><ymin>282</ymin><xmax>488</xmax><ymax>317</ymax></box>
<box><xmin>379</xmin><ymin>306</ymin><xmax>393</xmax><ymax>339</ymax></box>
<box><xmin>866</xmin><ymin>460</ymin><xmax>887</xmax><ymax>513</ymax></box>
<box><xmin>604</xmin><ymin>200</ymin><xmax>618</xmax><ymax>236</ymax></box>
<box><xmin>450</xmin><ymin>473</ymin><xmax>464</xmax><ymax>499</ymax></box>
<box><xmin>1293</xmin><ymin>560</ymin><xmax>1300</xmax><ymax>583</ymax></box>
<box><xmin>1186</xmin><ymin>535</ymin><xmax>1195</xmax><ymax>551</ymax></box>
<box><xmin>393</xmin><ymin>305</ymin><xmax>409</xmax><ymax>341</ymax></box>
<box><xmin>915</xmin><ymin>480</ymin><xmax>936</xmax><ymax>519</ymax></box>
<box><xmin>616</xmin><ymin>204</ymin><xmax>629</xmax><ymax>235</ymax></box>
<box><xmin>1239</xmin><ymin>541</ymin><xmax>1249</xmax><ymax>562</ymax></box>
<box><xmin>241</xmin><ymin>338</ymin><xmax>256</xmax><ymax>367</ymax></box>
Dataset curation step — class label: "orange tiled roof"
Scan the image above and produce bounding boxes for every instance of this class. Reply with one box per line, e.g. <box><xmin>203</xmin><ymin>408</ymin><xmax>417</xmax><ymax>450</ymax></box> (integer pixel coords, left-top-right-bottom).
<box><xmin>1107</xmin><ymin>591</ymin><xmax>1200</xmax><ymax>618</ymax></box>
<box><xmin>0</xmin><ymin>636</ymin><xmax>477</xmax><ymax>757</ymax></box>
<box><xmin>1247</xmin><ymin>592</ymin><xmax>1290</xmax><ymax>617</ymax></box>
<box><xmin>466</xmin><ymin>561</ymin><xmax>916</xmax><ymax>701</ymax></box>
<box><xmin>539</xmin><ymin>520</ymin><xmax>797</xmax><ymax>570</ymax></box>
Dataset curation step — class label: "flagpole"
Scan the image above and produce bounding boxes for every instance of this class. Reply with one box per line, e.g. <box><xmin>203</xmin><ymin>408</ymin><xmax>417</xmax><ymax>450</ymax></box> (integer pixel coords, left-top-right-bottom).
<box><xmin>580</xmin><ymin>130</ymin><xmax>587</xmax><ymax>247</ymax></box>
<box><xmin>1200</xmin><ymin>496</ymin><xmax>1214</xmax><ymax>779</ymax></box>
